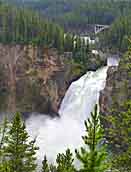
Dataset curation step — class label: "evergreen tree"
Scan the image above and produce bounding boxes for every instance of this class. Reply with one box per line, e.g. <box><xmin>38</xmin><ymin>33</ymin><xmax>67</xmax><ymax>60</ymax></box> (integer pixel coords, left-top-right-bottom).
<box><xmin>0</xmin><ymin>118</ymin><xmax>10</xmax><ymax>172</ymax></box>
<box><xmin>0</xmin><ymin>161</ymin><xmax>11</xmax><ymax>172</ymax></box>
<box><xmin>56</xmin><ymin>149</ymin><xmax>75</xmax><ymax>172</ymax></box>
<box><xmin>105</xmin><ymin>101</ymin><xmax>131</xmax><ymax>172</ymax></box>
<box><xmin>50</xmin><ymin>164</ymin><xmax>57</xmax><ymax>172</ymax></box>
<box><xmin>42</xmin><ymin>156</ymin><xmax>50</xmax><ymax>172</ymax></box>
<box><xmin>74</xmin><ymin>36</ymin><xmax>81</xmax><ymax>53</ymax></box>
<box><xmin>64</xmin><ymin>33</ymin><xmax>74</xmax><ymax>52</ymax></box>
<box><xmin>4</xmin><ymin>112</ymin><xmax>38</xmax><ymax>172</ymax></box>
<box><xmin>41</xmin><ymin>149</ymin><xmax>75</xmax><ymax>172</ymax></box>
<box><xmin>0</xmin><ymin>118</ymin><xmax>8</xmax><ymax>155</ymax></box>
<box><xmin>75</xmin><ymin>105</ymin><xmax>109</xmax><ymax>172</ymax></box>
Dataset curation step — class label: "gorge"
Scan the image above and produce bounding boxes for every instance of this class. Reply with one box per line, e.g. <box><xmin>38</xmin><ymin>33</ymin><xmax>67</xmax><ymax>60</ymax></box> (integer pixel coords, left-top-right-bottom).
<box><xmin>0</xmin><ymin>1</ymin><xmax>131</xmax><ymax>171</ymax></box>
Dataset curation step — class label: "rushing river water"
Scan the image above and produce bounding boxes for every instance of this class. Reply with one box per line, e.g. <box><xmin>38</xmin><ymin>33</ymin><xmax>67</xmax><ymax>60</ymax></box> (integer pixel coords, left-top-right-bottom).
<box><xmin>26</xmin><ymin>66</ymin><xmax>109</xmax><ymax>165</ymax></box>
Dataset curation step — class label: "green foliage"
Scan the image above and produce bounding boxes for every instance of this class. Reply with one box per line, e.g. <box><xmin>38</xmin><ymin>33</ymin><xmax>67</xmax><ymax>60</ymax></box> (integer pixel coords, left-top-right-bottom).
<box><xmin>119</xmin><ymin>42</ymin><xmax>131</xmax><ymax>70</ymax></box>
<box><xmin>4</xmin><ymin>0</ymin><xmax>131</xmax><ymax>54</ymax></box>
<box><xmin>56</xmin><ymin>149</ymin><xmax>75</xmax><ymax>172</ymax></box>
<box><xmin>64</xmin><ymin>33</ymin><xmax>74</xmax><ymax>52</ymax></box>
<box><xmin>72</xmin><ymin>36</ymin><xmax>91</xmax><ymax>70</ymax></box>
<box><xmin>0</xmin><ymin>106</ymin><xmax>117</xmax><ymax>172</ymax></box>
<box><xmin>42</xmin><ymin>156</ymin><xmax>50</xmax><ymax>172</ymax></box>
<box><xmin>50</xmin><ymin>164</ymin><xmax>57</xmax><ymax>172</ymax></box>
<box><xmin>105</xmin><ymin>101</ymin><xmax>131</xmax><ymax>172</ymax></box>
<box><xmin>0</xmin><ymin>114</ymin><xmax>38</xmax><ymax>172</ymax></box>
<box><xmin>42</xmin><ymin>149</ymin><xmax>75</xmax><ymax>172</ymax></box>
<box><xmin>0</xmin><ymin>118</ymin><xmax>8</xmax><ymax>153</ymax></box>
<box><xmin>70</xmin><ymin>62</ymin><xmax>85</xmax><ymax>77</ymax></box>
<box><xmin>3</xmin><ymin>112</ymin><xmax>38</xmax><ymax>172</ymax></box>
<box><xmin>0</xmin><ymin>3</ymin><xmax>93</xmax><ymax>69</ymax></box>
<box><xmin>105</xmin><ymin>101</ymin><xmax>131</xmax><ymax>152</ymax></box>
<box><xmin>100</xmin><ymin>15</ymin><xmax>131</xmax><ymax>52</ymax></box>
<box><xmin>0</xmin><ymin>3</ymin><xmax>65</xmax><ymax>51</ymax></box>
<box><xmin>0</xmin><ymin>118</ymin><xmax>11</xmax><ymax>172</ymax></box>
<box><xmin>75</xmin><ymin>105</ymin><xmax>109</xmax><ymax>172</ymax></box>
<box><xmin>0</xmin><ymin>161</ymin><xmax>11</xmax><ymax>172</ymax></box>
<box><xmin>0</xmin><ymin>118</ymin><xmax>9</xmax><ymax>171</ymax></box>
<box><xmin>111</xmin><ymin>149</ymin><xmax>131</xmax><ymax>172</ymax></box>
<box><xmin>6</xmin><ymin>0</ymin><xmax>131</xmax><ymax>26</ymax></box>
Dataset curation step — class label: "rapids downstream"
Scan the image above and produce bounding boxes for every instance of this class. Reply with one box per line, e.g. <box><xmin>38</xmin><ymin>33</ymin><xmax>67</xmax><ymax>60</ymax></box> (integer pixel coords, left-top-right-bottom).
<box><xmin>26</xmin><ymin>57</ymin><xmax>119</xmax><ymax>165</ymax></box>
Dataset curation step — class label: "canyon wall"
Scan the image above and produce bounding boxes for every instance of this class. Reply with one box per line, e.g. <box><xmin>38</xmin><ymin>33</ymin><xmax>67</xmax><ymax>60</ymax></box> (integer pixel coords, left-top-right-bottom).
<box><xmin>0</xmin><ymin>44</ymin><xmax>78</xmax><ymax>115</ymax></box>
<box><xmin>100</xmin><ymin>50</ymin><xmax>131</xmax><ymax>115</ymax></box>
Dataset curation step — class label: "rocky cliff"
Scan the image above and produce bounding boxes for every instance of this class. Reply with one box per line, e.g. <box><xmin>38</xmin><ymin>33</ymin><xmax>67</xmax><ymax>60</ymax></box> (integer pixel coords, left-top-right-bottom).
<box><xmin>100</xmin><ymin>50</ymin><xmax>131</xmax><ymax>115</ymax></box>
<box><xmin>0</xmin><ymin>44</ymin><xmax>80</xmax><ymax>115</ymax></box>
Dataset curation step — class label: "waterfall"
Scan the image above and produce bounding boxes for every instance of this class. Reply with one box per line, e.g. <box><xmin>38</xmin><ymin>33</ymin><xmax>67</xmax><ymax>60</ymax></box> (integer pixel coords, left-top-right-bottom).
<box><xmin>26</xmin><ymin>66</ymin><xmax>109</xmax><ymax>165</ymax></box>
<box><xmin>59</xmin><ymin>67</ymin><xmax>108</xmax><ymax>121</ymax></box>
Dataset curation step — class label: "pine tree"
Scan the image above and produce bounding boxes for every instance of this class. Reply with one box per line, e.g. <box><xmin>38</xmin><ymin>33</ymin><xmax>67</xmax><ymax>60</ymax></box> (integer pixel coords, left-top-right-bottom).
<box><xmin>0</xmin><ymin>161</ymin><xmax>11</xmax><ymax>172</ymax></box>
<box><xmin>64</xmin><ymin>33</ymin><xmax>74</xmax><ymax>52</ymax></box>
<box><xmin>105</xmin><ymin>101</ymin><xmax>131</xmax><ymax>172</ymax></box>
<box><xmin>50</xmin><ymin>164</ymin><xmax>57</xmax><ymax>172</ymax></box>
<box><xmin>0</xmin><ymin>118</ymin><xmax>10</xmax><ymax>172</ymax></box>
<box><xmin>0</xmin><ymin>118</ymin><xmax>8</xmax><ymax>161</ymax></box>
<box><xmin>56</xmin><ymin>149</ymin><xmax>75</xmax><ymax>172</ymax></box>
<box><xmin>4</xmin><ymin>112</ymin><xmax>38</xmax><ymax>172</ymax></box>
<box><xmin>42</xmin><ymin>156</ymin><xmax>50</xmax><ymax>172</ymax></box>
<box><xmin>75</xmin><ymin>105</ymin><xmax>109</xmax><ymax>172</ymax></box>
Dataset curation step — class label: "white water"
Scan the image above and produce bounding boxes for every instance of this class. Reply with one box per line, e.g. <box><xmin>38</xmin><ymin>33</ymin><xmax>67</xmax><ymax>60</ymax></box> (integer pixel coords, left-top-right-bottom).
<box><xmin>26</xmin><ymin>66</ymin><xmax>109</xmax><ymax>165</ymax></box>
<box><xmin>108</xmin><ymin>57</ymin><xmax>120</xmax><ymax>66</ymax></box>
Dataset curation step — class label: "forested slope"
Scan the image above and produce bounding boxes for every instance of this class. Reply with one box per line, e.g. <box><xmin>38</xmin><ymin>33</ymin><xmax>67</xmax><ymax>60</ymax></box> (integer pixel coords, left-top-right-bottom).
<box><xmin>5</xmin><ymin>0</ymin><xmax>131</xmax><ymax>27</ymax></box>
<box><xmin>0</xmin><ymin>3</ymin><xmax>66</xmax><ymax>50</ymax></box>
<box><xmin>100</xmin><ymin>15</ymin><xmax>131</xmax><ymax>52</ymax></box>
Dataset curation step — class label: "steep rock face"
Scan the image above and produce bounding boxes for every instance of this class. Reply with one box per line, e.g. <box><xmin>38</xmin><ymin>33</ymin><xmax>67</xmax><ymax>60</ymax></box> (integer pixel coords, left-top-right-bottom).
<box><xmin>0</xmin><ymin>44</ymin><xmax>76</xmax><ymax>115</ymax></box>
<box><xmin>100</xmin><ymin>51</ymin><xmax>131</xmax><ymax>115</ymax></box>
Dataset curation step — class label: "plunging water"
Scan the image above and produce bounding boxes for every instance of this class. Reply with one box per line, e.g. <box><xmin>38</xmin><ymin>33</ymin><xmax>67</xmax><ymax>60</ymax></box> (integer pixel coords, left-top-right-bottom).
<box><xmin>26</xmin><ymin>66</ymin><xmax>109</xmax><ymax>165</ymax></box>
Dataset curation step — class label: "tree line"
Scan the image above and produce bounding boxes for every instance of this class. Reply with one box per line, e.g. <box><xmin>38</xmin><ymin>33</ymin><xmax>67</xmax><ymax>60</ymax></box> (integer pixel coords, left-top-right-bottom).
<box><xmin>0</xmin><ymin>2</ymin><xmax>93</xmax><ymax>68</ymax></box>
<box><xmin>0</xmin><ymin>3</ymin><xmax>65</xmax><ymax>49</ymax></box>
<box><xmin>6</xmin><ymin>0</ymin><xmax>131</xmax><ymax>54</ymax></box>
<box><xmin>99</xmin><ymin>15</ymin><xmax>131</xmax><ymax>52</ymax></box>
<box><xmin>6</xmin><ymin>0</ymin><xmax>131</xmax><ymax>27</ymax></box>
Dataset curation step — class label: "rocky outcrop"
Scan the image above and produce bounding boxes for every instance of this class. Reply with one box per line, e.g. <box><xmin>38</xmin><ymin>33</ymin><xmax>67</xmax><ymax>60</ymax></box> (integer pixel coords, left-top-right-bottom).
<box><xmin>0</xmin><ymin>44</ymin><xmax>78</xmax><ymax>115</ymax></box>
<box><xmin>100</xmin><ymin>50</ymin><xmax>131</xmax><ymax>115</ymax></box>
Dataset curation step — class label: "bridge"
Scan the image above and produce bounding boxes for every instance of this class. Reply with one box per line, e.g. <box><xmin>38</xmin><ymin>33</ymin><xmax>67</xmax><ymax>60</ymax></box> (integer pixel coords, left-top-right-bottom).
<box><xmin>94</xmin><ymin>24</ymin><xmax>110</xmax><ymax>34</ymax></box>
